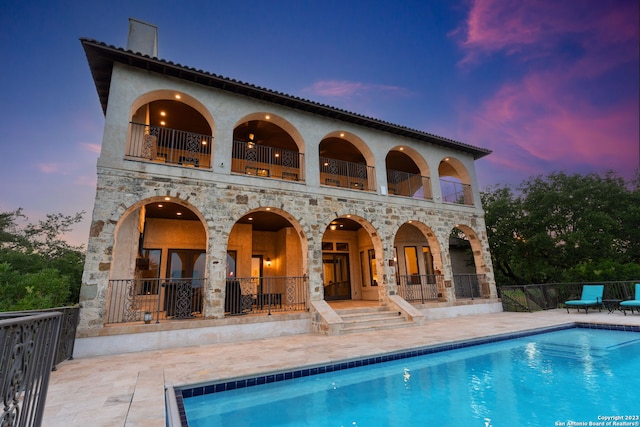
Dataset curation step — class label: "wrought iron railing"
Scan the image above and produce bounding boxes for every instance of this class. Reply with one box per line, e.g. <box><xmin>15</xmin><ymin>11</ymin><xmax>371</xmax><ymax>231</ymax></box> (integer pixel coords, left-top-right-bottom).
<box><xmin>440</xmin><ymin>179</ymin><xmax>473</xmax><ymax>205</ymax></box>
<box><xmin>225</xmin><ymin>276</ymin><xmax>308</xmax><ymax>315</ymax></box>
<box><xmin>386</xmin><ymin>170</ymin><xmax>432</xmax><ymax>199</ymax></box>
<box><xmin>499</xmin><ymin>280</ymin><xmax>640</xmax><ymax>312</ymax></box>
<box><xmin>453</xmin><ymin>274</ymin><xmax>486</xmax><ymax>299</ymax></box>
<box><xmin>320</xmin><ymin>157</ymin><xmax>375</xmax><ymax>191</ymax></box>
<box><xmin>127</xmin><ymin>122</ymin><xmax>213</xmax><ymax>168</ymax></box>
<box><xmin>231</xmin><ymin>140</ymin><xmax>305</xmax><ymax>181</ymax></box>
<box><xmin>1</xmin><ymin>311</ymin><xmax>61</xmax><ymax>427</ymax></box>
<box><xmin>396</xmin><ymin>274</ymin><xmax>442</xmax><ymax>303</ymax></box>
<box><xmin>106</xmin><ymin>278</ymin><xmax>206</xmax><ymax>324</ymax></box>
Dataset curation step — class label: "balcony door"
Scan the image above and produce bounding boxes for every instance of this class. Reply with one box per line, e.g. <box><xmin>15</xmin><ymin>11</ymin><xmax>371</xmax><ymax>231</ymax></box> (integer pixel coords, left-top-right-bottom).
<box><xmin>323</xmin><ymin>253</ymin><xmax>351</xmax><ymax>300</ymax></box>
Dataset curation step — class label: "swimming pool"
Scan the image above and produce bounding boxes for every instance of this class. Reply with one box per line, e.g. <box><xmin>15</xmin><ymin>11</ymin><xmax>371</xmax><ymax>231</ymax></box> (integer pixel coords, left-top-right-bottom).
<box><xmin>178</xmin><ymin>325</ymin><xmax>640</xmax><ymax>427</ymax></box>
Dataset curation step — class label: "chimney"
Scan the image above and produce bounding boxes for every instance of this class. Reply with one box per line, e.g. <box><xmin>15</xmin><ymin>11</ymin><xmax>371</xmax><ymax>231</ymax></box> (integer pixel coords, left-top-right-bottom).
<box><xmin>127</xmin><ymin>18</ymin><xmax>158</xmax><ymax>57</ymax></box>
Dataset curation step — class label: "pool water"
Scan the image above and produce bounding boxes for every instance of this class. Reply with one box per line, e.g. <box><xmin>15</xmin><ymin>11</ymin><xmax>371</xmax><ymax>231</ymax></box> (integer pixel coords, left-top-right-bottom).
<box><xmin>182</xmin><ymin>328</ymin><xmax>640</xmax><ymax>427</ymax></box>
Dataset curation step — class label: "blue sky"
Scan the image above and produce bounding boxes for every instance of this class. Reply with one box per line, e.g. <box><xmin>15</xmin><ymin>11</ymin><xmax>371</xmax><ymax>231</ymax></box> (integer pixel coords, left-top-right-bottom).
<box><xmin>0</xmin><ymin>0</ymin><xmax>638</xmax><ymax>245</ymax></box>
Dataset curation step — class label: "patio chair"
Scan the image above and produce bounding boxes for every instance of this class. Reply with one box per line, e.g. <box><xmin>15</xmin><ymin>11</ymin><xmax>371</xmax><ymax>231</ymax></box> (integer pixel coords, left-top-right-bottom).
<box><xmin>620</xmin><ymin>283</ymin><xmax>640</xmax><ymax>315</ymax></box>
<box><xmin>565</xmin><ymin>285</ymin><xmax>604</xmax><ymax>314</ymax></box>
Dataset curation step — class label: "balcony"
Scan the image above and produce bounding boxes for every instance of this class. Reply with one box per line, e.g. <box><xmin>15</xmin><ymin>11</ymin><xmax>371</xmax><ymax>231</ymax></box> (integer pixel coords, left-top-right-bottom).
<box><xmin>231</xmin><ymin>140</ymin><xmax>305</xmax><ymax>181</ymax></box>
<box><xmin>387</xmin><ymin>169</ymin><xmax>432</xmax><ymax>199</ymax></box>
<box><xmin>440</xmin><ymin>178</ymin><xmax>473</xmax><ymax>205</ymax></box>
<box><xmin>320</xmin><ymin>157</ymin><xmax>375</xmax><ymax>191</ymax></box>
<box><xmin>126</xmin><ymin>122</ymin><xmax>213</xmax><ymax>168</ymax></box>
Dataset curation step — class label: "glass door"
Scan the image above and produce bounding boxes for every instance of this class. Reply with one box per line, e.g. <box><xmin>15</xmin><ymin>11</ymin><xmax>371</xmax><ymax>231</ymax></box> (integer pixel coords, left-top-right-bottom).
<box><xmin>323</xmin><ymin>253</ymin><xmax>351</xmax><ymax>300</ymax></box>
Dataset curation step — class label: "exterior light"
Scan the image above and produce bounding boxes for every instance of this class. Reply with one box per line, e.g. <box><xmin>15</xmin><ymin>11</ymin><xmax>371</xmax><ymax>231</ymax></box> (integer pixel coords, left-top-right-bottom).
<box><xmin>266</xmin><ymin>258</ymin><xmax>271</xmax><ymax>267</ymax></box>
<box><xmin>265</xmin><ymin>115</ymin><xmax>270</xmax><ymax>120</ymax></box>
<box><xmin>330</xmin><ymin>225</ymin><xmax>337</xmax><ymax>231</ymax></box>
<box><xmin>164</xmin><ymin>197</ymin><xmax>171</xmax><ymax>201</ymax></box>
<box><xmin>201</xmin><ymin>140</ymin><xmax>207</xmax><ymax>145</ymax></box>
<box><xmin>160</xmin><ymin>121</ymin><xmax>166</xmax><ymax>126</ymax></box>
<box><xmin>143</xmin><ymin>312</ymin><xmax>153</xmax><ymax>324</ymax></box>
<box><xmin>340</xmin><ymin>133</ymin><xmax>345</xmax><ymax>137</ymax></box>
<box><xmin>160</xmin><ymin>111</ymin><xmax>166</xmax><ymax>116</ymax></box>
<box><xmin>175</xmin><ymin>94</ymin><xmax>181</xmax><ymax>99</ymax></box>
<box><xmin>176</xmin><ymin>212</ymin><xmax>182</xmax><ymax>216</ymax></box>
<box><xmin>157</xmin><ymin>204</ymin><xmax>163</xmax><ymax>208</ymax></box>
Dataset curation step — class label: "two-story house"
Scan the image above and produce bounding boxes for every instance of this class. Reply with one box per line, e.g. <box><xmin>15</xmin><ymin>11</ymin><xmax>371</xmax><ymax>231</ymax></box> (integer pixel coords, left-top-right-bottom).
<box><xmin>75</xmin><ymin>19</ymin><xmax>499</xmax><ymax>357</ymax></box>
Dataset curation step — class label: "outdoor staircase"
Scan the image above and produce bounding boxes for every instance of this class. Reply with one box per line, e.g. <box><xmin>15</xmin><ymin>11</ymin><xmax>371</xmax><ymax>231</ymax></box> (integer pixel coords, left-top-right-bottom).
<box><xmin>333</xmin><ymin>305</ymin><xmax>414</xmax><ymax>334</ymax></box>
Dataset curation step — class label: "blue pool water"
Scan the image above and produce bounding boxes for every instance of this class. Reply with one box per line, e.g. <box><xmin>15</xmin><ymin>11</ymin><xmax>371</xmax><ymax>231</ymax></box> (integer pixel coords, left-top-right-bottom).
<box><xmin>182</xmin><ymin>327</ymin><xmax>640</xmax><ymax>427</ymax></box>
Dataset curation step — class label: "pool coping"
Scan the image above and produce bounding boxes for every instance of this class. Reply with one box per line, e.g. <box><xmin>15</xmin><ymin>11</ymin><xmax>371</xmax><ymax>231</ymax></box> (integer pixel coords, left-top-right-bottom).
<box><xmin>169</xmin><ymin>322</ymin><xmax>640</xmax><ymax>427</ymax></box>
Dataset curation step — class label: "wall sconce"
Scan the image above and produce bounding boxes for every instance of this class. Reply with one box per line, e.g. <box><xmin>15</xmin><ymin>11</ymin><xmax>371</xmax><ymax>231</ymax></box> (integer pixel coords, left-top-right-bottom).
<box><xmin>266</xmin><ymin>258</ymin><xmax>271</xmax><ymax>267</ymax></box>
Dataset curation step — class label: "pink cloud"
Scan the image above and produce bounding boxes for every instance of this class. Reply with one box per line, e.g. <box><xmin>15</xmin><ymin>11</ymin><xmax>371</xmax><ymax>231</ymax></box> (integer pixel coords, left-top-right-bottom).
<box><xmin>302</xmin><ymin>80</ymin><xmax>411</xmax><ymax>98</ymax></box>
<box><xmin>455</xmin><ymin>0</ymin><xmax>639</xmax><ymax>66</ymax></box>
<box><xmin>80</xmin><ymin>142</ymin><xmax>101</xmax><ymax>154</ymax></box>
<box><xmin>468</xmin><ymin>71</ymin><xmax>638</xmax><ymax>180</ymax></box>
<box><xmin>36</xmin><ymin>163</ymin><xmax>63</xmax><ymax>174</ymax></box>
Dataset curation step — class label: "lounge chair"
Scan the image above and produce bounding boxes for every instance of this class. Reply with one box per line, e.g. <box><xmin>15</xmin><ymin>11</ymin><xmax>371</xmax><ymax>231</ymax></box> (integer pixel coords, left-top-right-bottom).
<box><xmin>620</xmin><ymin>283</ymin><xmax>640</xmax><ymax>315</ymax></box>
<box><xmin>565</xmin><ymin>285</ymin><xmax>604</xmax><ymax>314</ymax></box>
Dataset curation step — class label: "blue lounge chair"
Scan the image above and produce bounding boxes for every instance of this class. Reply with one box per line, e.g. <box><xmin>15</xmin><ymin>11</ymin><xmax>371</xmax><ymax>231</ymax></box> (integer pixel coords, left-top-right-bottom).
<box><xmin>620</xmin><ymin>283</ymin><xmax>640</xmax><ymax>315</ymax></box>
<box><xmin>565</xmin><ymin>285</ymin><xmax>603</xmax><ymax>314</ymax></box>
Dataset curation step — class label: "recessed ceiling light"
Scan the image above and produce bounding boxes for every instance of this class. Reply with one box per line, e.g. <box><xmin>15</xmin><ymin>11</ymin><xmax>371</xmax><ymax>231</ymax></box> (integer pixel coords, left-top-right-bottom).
<box><xmin>164</xmin><ymin>197</ymin><xmax>171</xmax><ymax>201</ymax></box>
<box><xmin>175</xmin><ymin>94</ymin><xmax>181</xmax><ymax>99</ymax></box>
<box><xmin>266</xmin><ymin>207</ymin><xmax>271</xmax><ymax>211</ymax></box>
<box><xmin>160</xmin><ymin>111</ymin><xmax>166</xmax><ymax>116</ymax></box>
<box><xmin>157</xmin><ymin>204</ymin><xmax>163</xmax><ymax>208</ymax></box>
<box><xmin>265</xmin><ymin>115</ymin><xmax>270</xmax><ymax>120</ymax></box>
<box><xmin>248</xmin><ymin>217</ymin><xmax>253</xmax><ymax>221</ymax></box>
<box><xmin>399</xmin><ymin>147</ymin><xmax>404</xmax><ymax>151</ymax></box>
<box><xmin>340</xmin><ymin>133</ymin><xmax>345</xmax><ymax>137</ymax></box>
<box><xmin>160</xmin><ymin>121</ymin><xmax>166</xmax><ymax>126</ymax></box>
<box><xmin>176</xmin><ymin>212</ymin><xmax>182</xmax><ymax>216</ymax></box>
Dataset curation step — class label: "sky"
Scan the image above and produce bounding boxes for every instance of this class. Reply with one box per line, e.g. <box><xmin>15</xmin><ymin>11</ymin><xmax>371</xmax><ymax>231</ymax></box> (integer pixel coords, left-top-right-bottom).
<box><xmin>0</xmin><ymin>0</ymin><xmax>638</xmax><ymax>246</ymax></box>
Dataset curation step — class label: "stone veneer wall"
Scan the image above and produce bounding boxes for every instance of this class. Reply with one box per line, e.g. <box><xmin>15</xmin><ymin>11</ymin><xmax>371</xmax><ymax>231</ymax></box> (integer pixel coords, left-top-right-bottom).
<box><xmin>78</xmin><ymin>165</ymin><xmax>497</xmax><ymax>332</ymax></box>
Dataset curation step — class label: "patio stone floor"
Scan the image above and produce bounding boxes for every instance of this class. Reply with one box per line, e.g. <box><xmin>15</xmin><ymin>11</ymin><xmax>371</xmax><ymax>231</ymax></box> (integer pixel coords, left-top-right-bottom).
<box><xmin>43</xmin><ymin>308</ymin><xmax>640</xmax><ymax>426</ymax></box>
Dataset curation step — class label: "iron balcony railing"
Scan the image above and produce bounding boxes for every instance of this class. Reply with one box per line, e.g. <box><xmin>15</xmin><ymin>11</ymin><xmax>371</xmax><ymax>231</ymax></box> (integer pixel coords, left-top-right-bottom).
<box><xmin>106</xmin><ymin>278</ymin><xmax>206</xmax><ymax>324</ymax></box>
<box><xmin>231</xmin><ymin>140</ymin><xmax>305</xmax><ymax>181</ymax></box>
<box><xmin>127</xmin><ymin>122</ymin><xmax>213</xmax><ymax>168</ymax></box>
<box><xmin>396</xmin><ymin>274</ymin><xmax>443</xmax><ymax>303</ymax></box>
<box><xmin>1</xmin><ymin>311</ymin><xmax>61</xmax><ymax>427</ymax></box>
<box><xmin>386</xmin><ymin>170</ymin><xmax>432</xmax><ymax>199</ymax></box>
<box><xmin>440</xmin><ymin>179</ymin><xmax>473</xmax><ymax>205</ymax></box>
<box><xmin>499</xmin><ymin>280</ymin><xmax>640</xmax><ymax>312</ymax></box>
<box><xmin>453</xmin><ymin>274</ymin><xmax>487</xmax><ymax>299</ymax></box>
<box><xmin>320</xmin><ymin>157</ymin><xmax>375</xmax><ymax>191</ymax></box>
<box><xmin>225</xmin><ymin>276</ymin><xmax>308</xmax><ymax>315</ymax></box>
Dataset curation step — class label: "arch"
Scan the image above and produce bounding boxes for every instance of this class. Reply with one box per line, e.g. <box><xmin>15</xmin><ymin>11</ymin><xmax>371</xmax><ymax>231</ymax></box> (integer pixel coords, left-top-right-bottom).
<box><xmin>225</xmin><ymin>206</ymin><xmax>309</xmax><ymax>314</ymax></box>
<box><xmin>109</xmin><ymin>196</ymin><xmax>208</xmax><ymax>322</ymax></box>
<box><xmin>130</xmin><ymin>89</ymin><xmax>215</xmax><ymax>135</ymax></box>
<box><xmin>438</xmin><ymin>157</ymin><xmax>473</xmax><ymax>205</ymax></box>
<box><xmin>320</xmin><ymin>213</ymin><xmax>384</xmax><ymax>301</ymax></box>
<box><xmin>232</xmin><ymin>113</ymin><xmax>305</xmax><ymax>181</ymax></box>
<box><xmin>393</xmin><ymin>221</ymin><xmax>446</xmax><ymax>302</ymax></box>
<box><xmin>319</xmin><ymin>131</ymin><xmax>376</xmax><ymax>191</ymax></box>
<box><xmin>385</xmin><ymin>147</ymin><xmax>432</xmax><ymax>199</ymax></box>
<box><xmin>448</xmin><ymin>224</ymin><xmax>487</xmax><ymax>299</ymax></box>
<box><xmin>233</xmin><ymin>112</ymin><xmax>304</xmax><ymax>153</ymax></box>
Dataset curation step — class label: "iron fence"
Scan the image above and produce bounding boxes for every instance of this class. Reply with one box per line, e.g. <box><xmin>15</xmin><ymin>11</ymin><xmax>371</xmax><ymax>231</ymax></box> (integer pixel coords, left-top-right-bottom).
<box><xmin>386</xmin><ymin>170</ymin><xmax>432</xmax><ymax>199</ymax></box>
<box><xmin>127</xmin><ymin>122</ymin><xmax>213</xmax><ymax>168</ymax></box>
<box><xmin>320</xmin><ymin>157</ymin><xmax>375</xmax><ymax>191</ymax></box>
<box><xmin>106</xmin><ymin>278</ymin><xmax>205</xmax><ymax>324</ymax></box>
<box><xmin>396</xmin><ymin>274</ymin><xmax>442</xmax><ymax>303</ymax></box>
<box><xmin>1</xmin><ymin>311</ymin><xmax>61</xmax><ymax>427</ymax></box>
<box><xmin>498</xmin><ymin>280</ymin><xmax>640</xmax><ymax>312</ymax></box>
<box><xmin>453</xmin><ymin>274</ymin><xmax>486</xmax><ymax>299</ymax></box>
<box><xmin>225</xmin><ymin>276</ymin><xmax>308</xmax><ymax>315</ymax></box>
<box><xmin>231</xmin><ymin>140</ymin><xmax>305</xmax><ymax>181</ymax></box>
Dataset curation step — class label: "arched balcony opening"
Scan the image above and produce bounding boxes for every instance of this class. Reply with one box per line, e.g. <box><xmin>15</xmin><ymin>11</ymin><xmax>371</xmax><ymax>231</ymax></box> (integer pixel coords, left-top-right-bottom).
<box><xmin>225</xmin><ymin>209</ymin><xmax>308</xmax><ymax>315</ymax></box>
<box><xmin>128</xmin><ymin>98</ymin><xmax>213</xmax><ymax>168</ymax></box>
<box><xmin>106</xmin><ymin>199</ymin><xmax>208</xmax><ymax>324</ymax></box>
<box><xmin>385</xmin><ymin>149</ymin><xmax>432</xmax><ymax>199</ymax></box>
<box><xmin>438</xmin><ymin>157</ymin><xmax>473</xmax><ymax>205</ymax></box>
<box><xmin>319</xmin><ymin>135</ymin><xmax>375</xmax><ymax>191</ymax></box>
<box><xmin>393</xmin><ymin>222</ymin><xmax>444</xmax><ymax>304</ymax></box>
<box><xmin>449</xmin><ymin>226</ymin><xmax>488</xmax><ymax>299</ymax></box>
<box><xmin>232</xmin><ymin>119</ymin><xmax>304</xmax><ymax>182</ymax></box>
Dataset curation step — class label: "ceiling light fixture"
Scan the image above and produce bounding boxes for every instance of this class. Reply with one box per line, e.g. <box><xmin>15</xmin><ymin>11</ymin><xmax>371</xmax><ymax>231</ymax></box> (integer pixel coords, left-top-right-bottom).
<box><xmin>175</xmin><ymin>94</ymin><xmax>181</xmax><ymax>99</ymax></box>
<box><xmin>164</xmin><ymin>197</ymin><xmax>171</xmax><ymax>201</ymax></box>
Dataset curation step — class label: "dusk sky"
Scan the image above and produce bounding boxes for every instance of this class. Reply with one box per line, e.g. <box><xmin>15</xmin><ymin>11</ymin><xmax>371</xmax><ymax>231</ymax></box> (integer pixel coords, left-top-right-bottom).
<box><xmin>1</xmin><ymin>0</ymin><xmax>638</xmax><ymax>246</ymax></box>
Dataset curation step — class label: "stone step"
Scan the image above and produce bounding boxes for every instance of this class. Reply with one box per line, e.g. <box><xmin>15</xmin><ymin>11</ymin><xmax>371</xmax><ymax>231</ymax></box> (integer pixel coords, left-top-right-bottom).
<box><xmin>334</xmin><ymin>306</ymin><xmax>413</xmax><ymax>334</ymax></box>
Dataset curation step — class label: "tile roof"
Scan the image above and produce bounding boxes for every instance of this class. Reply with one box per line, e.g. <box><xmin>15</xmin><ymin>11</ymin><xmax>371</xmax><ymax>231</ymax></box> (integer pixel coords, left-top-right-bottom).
<box><xmin>80</xmin><ymin>38</ymin><xmax>491</xmax><ymax>159</ymax></box>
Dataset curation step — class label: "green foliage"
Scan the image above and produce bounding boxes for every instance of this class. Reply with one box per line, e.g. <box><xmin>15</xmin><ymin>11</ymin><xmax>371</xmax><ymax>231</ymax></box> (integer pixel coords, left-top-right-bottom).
<box><xmin>0</xmin><ymin>209</ymin><xmax>85</xmax><ymax>310</ymax></box>
<box><xmin>481</xmin><ymin>171</ymin><xmax>640</xmax><ymax>285</ymax></box>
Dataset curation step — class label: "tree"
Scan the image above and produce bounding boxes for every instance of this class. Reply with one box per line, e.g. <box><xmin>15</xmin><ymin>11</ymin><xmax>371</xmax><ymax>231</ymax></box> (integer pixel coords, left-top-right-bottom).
<box><xmin>0</xmin><ymin>209</ymin><xmax>85</xmax><ymax>310</ymax></box>
<box><xmin>481</xmin><ymin>171</ymin><xmax>640</xmax><ymax>285</ymax></box>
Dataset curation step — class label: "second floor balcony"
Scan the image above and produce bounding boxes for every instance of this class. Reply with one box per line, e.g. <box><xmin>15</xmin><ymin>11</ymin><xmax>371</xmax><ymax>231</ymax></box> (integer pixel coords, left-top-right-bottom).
<box><xmin>320</xmin><ymin>157</ymin><xmax>375</xmax><ymax>191</ymax></box>
<box><xmin>127</xmin><ymin>122</ymin><xmax>213</xmax><ymax>168</ymax></box>
<box><xmin>440</xmin><ymin>178</ymin><xmax>473</xmax><ymax>205</ymax></box>
<box><xmin>387</xmin><ymin>169</ymin><xmax>432</xmax><ymax>199</ymax></box>
<box><xmin>231</xmin><ymin>140</ymin><xmax>305</xmax><ymax>181</ymax></box>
